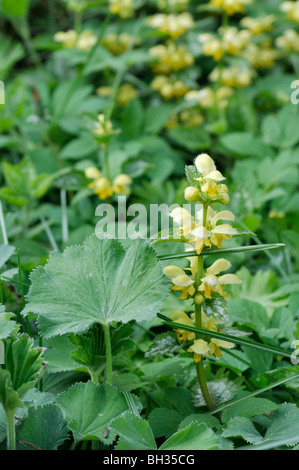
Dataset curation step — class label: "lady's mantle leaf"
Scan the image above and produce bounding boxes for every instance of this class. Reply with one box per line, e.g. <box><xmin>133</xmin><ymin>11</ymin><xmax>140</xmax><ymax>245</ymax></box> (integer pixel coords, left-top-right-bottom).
<box><xmin>56</xmin><ymin>381</ymin><xmax>128</xmax><ymax>444</ymax></box>
<box><xmin>22</xmin><ymin>236</ymin><xmax>169</xmax><ymax>338</ymax></box>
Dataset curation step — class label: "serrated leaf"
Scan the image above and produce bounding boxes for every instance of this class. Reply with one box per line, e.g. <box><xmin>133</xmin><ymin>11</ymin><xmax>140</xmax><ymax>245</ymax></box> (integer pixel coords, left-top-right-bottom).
<box><xmin>145</xmin><ymin>333</ymin><xmax>180</xmax><ymax>358</ymax></box>
<box><xmin>263</xmin><ymin>403</ymin><xmax>299</xmax><ymax>446</ymax></box>
<box><xmin>23</xmin><ymin>236</ymin><xmax>169</xmax><ymax>338</ymax></box>
<box><xmin>185</xmin><ymin>165</ymin><xmax>201</xmax><ymax>188</ymax></box>
<box><xmin>18</xmin><ymin>404</ymin><xmax>69</xmax><ymax>450</ymax></box>
<box><xmin>149</xmin><ymin>408</ymin><xmax>182</xmax><ymax>438</ymax></box>
<box><xmin>204</xmin><ymin>294</ymin><xmax>229</xmax><ymax>322</ymax></box>
<box><xmin>111</xmin><ymin>411</ymin><xmax>157</xmax><ymax>450</ymax></box>
<box><xmin>159</xmin><ymin>422</ymin><xmax>222</xmax><ymax>450</ymax></box>
<box><xmin>221</xmin><ymin>398</ymin><xmax>278</xmax><ymax>424</ymax></box>
<box><xmin>222</xmin><ymin>417</ymin><xmax>263</xmax><ymax>444</ymax></box>
<box><xmin>56</xmin><ymin>381</ymin><xmax>128</xmax><ymax>443</ymax></box>
<box><xmin>178</xmin><ymin>414</ymin><xmax>221</xmax><ymax>431</ymax></box>
<box><xmin>0</xmin><ymin>305</ymin><xmax>18</xmax><ymax>340</ymax></box>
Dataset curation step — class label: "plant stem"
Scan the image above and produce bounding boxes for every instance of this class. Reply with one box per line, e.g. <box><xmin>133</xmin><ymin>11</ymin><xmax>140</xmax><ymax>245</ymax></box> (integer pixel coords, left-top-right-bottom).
<box><xmin>0</xmin><ymin>200</ymin><xmax>8</xmax><ymax>245</ymax></box>
<box><xmin>103</xmin><ymin>324</ymin><xmax>112</xmax><ymax>384</ymax></box>
<box><xmin>194</xmin><ymin>204</ymin><xmax>215</xmax><ymax>411</ymax></box>
<box><xmin>6</xmin><ymin>409</ymin><xmax>16</xmax><ymax>451</ymax></box>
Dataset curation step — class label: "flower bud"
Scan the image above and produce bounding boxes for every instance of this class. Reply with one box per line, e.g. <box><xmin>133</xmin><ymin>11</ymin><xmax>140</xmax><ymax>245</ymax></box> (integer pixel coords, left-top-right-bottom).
<box><xmin>184</xmin><ymin>186</ymin><xmax>199</xmax><ymax>202</ymax></box>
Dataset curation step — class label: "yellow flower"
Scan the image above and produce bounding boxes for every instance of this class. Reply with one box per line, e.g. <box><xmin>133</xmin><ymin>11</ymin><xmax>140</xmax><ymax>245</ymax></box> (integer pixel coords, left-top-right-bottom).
<box><xmin>117</xmin><ymin>83</ymin><xmax>138</xmax><ymax>106</ymax></box>
<box><xmin>276</xmin><ymin>29</ymin><xmax>299</xmax><ymax>54</ymax></box>
<box><xmin>187</xmin><ymin>339</ymin><xmax>210</xmax><ymax>362</ymax></box>
<box><xmin>242</xmin><ymin>43</ymin><xmax>279</xmax><ymax>69</ymax></box>
<box><xmin>170</xmin><ymin>310</ymin><xmax>195</xmax><ymax>341</ymax></box>
<box><xmin>163</xmin><ymin>265</ymin><xmax>196</xmax><ymax>299</ymax></box>
<box><xmin>101</xmin><ymin>33</ymin><xmax>135</xmax><ymax>55</ymax></box>
<box><xmin>199</xmin><ymin>27</ymin><xmax>251</xmax><ymax>61</ymax></box>
<box><xmin>194</xmin><ymin>153</ymin><xmax>226</xmax><ymax>198</ymax></box>
<box><xmin>185</xmin><ymin>88</ymin><xmax>215</xmax><ymax>108</ymax></box>
<box><xmin>109</xmin><ymin>0</ymin><xmax>134</xmax><ymax>18</ymax></box>
<box><xmin>281</xmin><ymin>1</ymin><xmax>299</xmax><ymax>23</ymax></box>
<box><xmin>54</xmin><ymin>29</ymin><xmax>97</xmax><ymax>51</ymax></box>
<box><xmin>149</xmin><ymin>41</ymin><xmax>194</xmax><ymax>74</ymax></box>
<box><xmin>93</xmin><ymin>114</ymin><xmax>114</xmax><ymax>137</ymax></box>
<box><xmin>209</xmin><ymin>65</ymin><xmax>255</xmax><ymax>88</ymax></box>
<box><xmin>147</xmin><ymin>13</ymin><xmax>194</xmax><ymax>39</ymax></box>
<box><xmin>90</xmin><ymin>176</ymin><xmax>114</xmax><ymax>200</ymax></box>
<box><xmin>209</xmin><ymin>0</ymin><xmax>252</xmax><ymax>16</ymax></box>
<box><xmin>112</xmin><ymin>174</ymin><xmax>132</xmax><ymax>194</ymax></box>
<box><xmin>184</xmin><ymin>186</ymin><xmax>200</xmax><ymax>202</ymax></box>
<box><xmin>198</xmin><ymin>258</ymin><xmax>241</xmax><ymax>299</ymax></box>
<box><xmin>150</xmin><ymin>75</ymin><xmax>190</xmax><ymax>99</ymax></box>
<box><xmin>240</xmin><ymin>15</ymin><xmax>275</xmax><ymax>35</ymax></box>
<box><xmin>54</xmin><ymin>30</ymin><xmax>78</xmax><ymax>48</ymax></box>
<box><xmin>209</xmin><ymin>338</ymin><xmax>234</xmax><ymax>357</ymax></box>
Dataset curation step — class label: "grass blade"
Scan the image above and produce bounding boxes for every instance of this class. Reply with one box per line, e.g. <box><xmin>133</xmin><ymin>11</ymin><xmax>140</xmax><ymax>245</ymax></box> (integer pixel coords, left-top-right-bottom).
<box><xmin>157</xmin><ymin>243</ymin><xmax>285</xmax><ymax>261</ymax></box>
<box><xmin>157</xmin><ymin>313</ymin><xmax>293</xmax><ymax>358</ymax></box>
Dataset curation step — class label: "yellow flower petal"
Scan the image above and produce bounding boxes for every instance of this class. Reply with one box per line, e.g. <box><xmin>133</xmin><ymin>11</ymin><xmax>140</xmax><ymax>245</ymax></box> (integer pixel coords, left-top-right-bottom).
<box><xmin>205</xmin><ymin>258</ymin><xmax>231</xmax><ymax>276</ymax></box>
<box><xmin>204</xmin><ymin>170</ymin><xmax>225</xmax><ymax>181</ymax></box>
<box><xmin>211</xmin><ymin>224</ymin><xmax>238</xmax><ymax>235</ymax></box>
<box><xmin>170</xmin><ymin>207</ymin><xmax>194</xmax><ymax>227</ymax></box>
<box><xmin>163</xmin><ymin>266</ymin><xmax>185</xmax><ymax>278</ymax></box>
<box><xmin>210</xmin><ymin>210</ymin><xmax>235</xmax><ymax>226</ymax></box>
<box><xmin>188</xmin><ymin>339</ymin><xmax>210</xmax><ymax>355</ymax></box>
<box><xmin>218</xmin><ymin>274</ymin><xmax>242</xmax><ymax>285</ymax></box>
<box><xmin>194</xmin><ymin>153</ymin><xmax>216</xmax><ymax>176</ymax></box>
<box><xmin>211</xmin><ymin>338</ymin><xmax>235</xmax><ymax>349</ymax></box>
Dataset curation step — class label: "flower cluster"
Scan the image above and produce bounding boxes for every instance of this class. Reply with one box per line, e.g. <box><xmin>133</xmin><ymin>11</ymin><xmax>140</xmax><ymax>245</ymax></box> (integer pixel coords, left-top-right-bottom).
<box><xmin>109</xmin><ymin>0</ymin><xmax>134</xmax><ymax>18</ymax></box>
<box><xmin>97</xmin><ymin>83</ymin><xmax>138</xmax><ymax>106</ymax></box>
<box><xmin>199</xmin><ymin>27</ymin><xmax>251</xmax><ymax>61</ymax></box>
<box><xmin>149</xmin><ymin>41</ymin><xmax>194</xmax><ymax>74</ymax></box>
<box><xmin>54</xmin><ymin>29</ymin><xmax>97</xmax><ymax>51</ymax></box>
<box><xmin>85</xmin><ymin>167</ymin><xmax>132</xmax><ymax>200</ymax></box>
<box><xmin>276</xmin><ymin>29</ymin><xmax>299</xmax><ymax>54</ymax></box>
<box><xmin>280</xmin><ymin>1</ymin><xmax>299</xmax><ymax>23</ymax></box>
<box><xmin>209</xmin><ymin>65</ymin><xmax>255</xmax><ymax>88</ymax></box>
<box><xmin>146</xmin><ymin>12</ymin><xmax>194</xmax><ymax>39</ymax></box>
<box><xmin>101</xmin><ymin>33</ymin><xmax>138</xmax><ymax>55</ymax></box>
<box><xmin>209</xmin><ymin>0</ymin><xmax>252</xmax><ymax>16</ymax></box>
<box><xmin>162</xmin><ymin>153</ymin><xmax>241</xmax><ymax>363</ymax></box>
<box><xmin>150</xmin><ymin>75</ymin><xmax>190</xmax><ymax>99</ymax></box>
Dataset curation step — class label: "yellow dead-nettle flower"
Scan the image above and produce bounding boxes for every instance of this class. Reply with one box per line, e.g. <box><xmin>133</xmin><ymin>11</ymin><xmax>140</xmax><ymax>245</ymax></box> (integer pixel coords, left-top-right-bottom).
<box><xmin>97</xmin><ymin>83</ymin><xmax>138</xmax><ymax>106</ymax></box>
<box><xmin>85</xmin><ymin>167</ymin><xmax>132</xmax><ymax>200</ymax></box>
<box><xmin>163</xmin><ymin>265</ymin><xmax>196</xmax><ymax>300</ymax></box>
<box><xmin>240</xmin><ymin>15</ymin><xmax>275</xmax><ymax>35</ymax></box>
<box><xmin>281</xmin><ymin>1</ymin><xmax>299</xmax><ymax>23</ymax></box>
<box><xmin>276</xmin><ymin>29</ymin><xmax>299</xmax><ymax>54</ymax></box>
<box><xmin>150</xmin><ymin>75</ymin><xmax>190</xmax><ymax>100</ymax></box>
<box><xmin>185</xmin><ymin>87</ymin><xmax>233</xmax><ymax>110</ymax></box>
<box><xmin>101</xmin><ymin>33</ymin><xmax>137</xmax><ymax>56</ymax></box>
<box><xmin>146</xmin><ymin>13</ymin><xmax>194</xmax><ymax>39</ymax></box>
<box><xmin>198</xmin><ymin>258</ymin><xmax>241</xmax><ymax>299</ymax></box>
<box><xmin>199</xmin><ymin>27</ymin><xmax>251</xmax><ymax>61</ymax></box>
<box><xmin>242</xmin><ymin>43</ymin><xmax>279</xmax><ymax>69</ymax></box>
<box><xmin>158</xmin><ymin>0</ymin><xmax>189</xmax><ymax>12</ymax></box>
<box><xmin>54</xmin><ymin>29</ymin><xmax>97</xmax><ymax>51</ymax></box>
<box><xmin>149</xmin><ymin>42</ymin><xmax>194</xmax><ymax>74</ymax></box>
<box><xmin>209</xmin><ymin>0</ymin><xmax>252</xmax><ymax>16</ymax></box>
<box><xmin>93</xmin><ymin>114</ymin><xmax>114</xmax><ymax>137</ymax></box>
<box><xmin>209</xmin><ymin>65</ymin><xmax>255</xmax><ymax>88</ymax></box>
<box><xmin>109</xmin><ymin>0</ymin><xmax>134</xmax><ymax>18</ymax></box>
<box><xmin>194</xmin><ymin>153</ymin><xmax>226</xmax><ymax>199</ymax></box>
<box><xmin>170</xmin><ymin>310</ymin><xmax>195</xmax><ymax>341</ymax></box>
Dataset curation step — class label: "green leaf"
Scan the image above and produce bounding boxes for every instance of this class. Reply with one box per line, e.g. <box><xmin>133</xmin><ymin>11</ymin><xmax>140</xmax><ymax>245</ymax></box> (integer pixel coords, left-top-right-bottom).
<box><xmin>0</xmin><ymin>0</ymin><xmax>30</xmax><ymax>17</ymax></box>
<box><xmin>228</xmin><ymin>299</ymin><xmax>269</xmax><ymax>331</ymax></box>
<box><xmin>149</xmin><ymin>408</ymin><xmax>183</xmax><ymax>438</ymax></box>
<box><xmin>3</xmin><ymin>334</ymin><xmax>46</xmax><ymax>400</ymax></box>
<box><xmin>18</xmin><ymin>404</ymin><xmax>69</xmax><ymax>450</ymax></box>
<box><xmin>159</xmin><ymin>422</ymin><xmax>223</xmax><ymax>450</ymax></box>
<box><xmin>60</xmin><ymin>135</ymin><xmax>98</xmax><ymax>160</ymax></box>
<box><xmin>23</xmin><ymin>236</ymin><xmax>169</xmax><ymax>338</ymax></box>
<box><xmin>219</xmin><ymin>132</ymin><xmax>272</xmax><ymax>159</ymax></box>
<box><xmin>144</xmin><ymin>332</ymin><xmax>180</xmax><ymax>358</ymax></box>
<box><xmin>0</xmin><ymin>305</ymin><xmax>18</xmax><ymax>340</ymax></box>
<box><xmin>167</xmin><ymin>127</ymin><xmax>211</xmax><ymax>152</ymax></box>
<box><xmin>222</xmin><ymin>417</ymin><xmax>263</xmax><ymax>444</ymax></box>
<box><xmin>263</xmin><ymin>403</ymin><xmax>299</xmax><ymax>446</ymax></box>
<box><xmin>0</xmin><ymin>370</ymin><xmax>23</xmax><ymax>411</ymax></box>
<box><xmin>204</xmin><ymin>294</ymin><xmax>229</xmax><ymax>322</ymax></box>
<box><xmin>111</xmin><ymin>411</ymin><xmax>157</xmax><ymax>450</ymax></box>
<box><xmin>221</xmin><ymin>398</ymin><xmax>278</xmax><ymax>424</ymax></box>
<box><xmin>0</xmin><ymin>245</ymin><xmax>15</xmax><ymax>269</ymax></box>
<box><xmin>157</xmin><ymin>243</ymin><xmax>285</xmax><ymax>261</ymax></box>
<box><xmin>56</xmin><ymin>381</ymin><xmax>128</xmax><ymax>443</ymax></box>
<box><xmin>178</xmin><ymin>414</ymin><xmax>221</xmax><ymax>431</ymax></box>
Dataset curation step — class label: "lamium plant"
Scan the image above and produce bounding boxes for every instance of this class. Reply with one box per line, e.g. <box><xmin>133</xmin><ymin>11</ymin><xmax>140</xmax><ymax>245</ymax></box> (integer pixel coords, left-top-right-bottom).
<box><xmin>155</xmin><ymin>153</ymin><xmax>250</xmax><ymax>410</ymax></box>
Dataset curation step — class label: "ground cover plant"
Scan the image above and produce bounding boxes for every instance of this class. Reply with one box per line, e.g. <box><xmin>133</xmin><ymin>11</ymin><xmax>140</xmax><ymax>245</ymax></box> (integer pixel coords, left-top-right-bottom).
<box><xmin>0</xmin><ymin>0</ymin><xmax>299</xmax><ymax>451</ymax></box>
